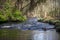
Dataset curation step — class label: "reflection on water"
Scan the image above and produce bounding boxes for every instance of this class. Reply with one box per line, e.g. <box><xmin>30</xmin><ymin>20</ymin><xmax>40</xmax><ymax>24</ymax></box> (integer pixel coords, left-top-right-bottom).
<box><xmin>0</xmin><ymin>29</ymin><xmax>60</xmax><ymax>40</ymax></box>
<box><xmin>32</xmin><ymin>30</ymin><xmax>60</xmax><ymax>40</ymax></box>
<box><xmin>16</xmin><ymin>30</ymin><xmax>60</xmax><ymax>40</ymax></box>
<box><xmin>0</xmin><ymin>18</ymin><xmax>60</xmax><ymax>40</ymax></box>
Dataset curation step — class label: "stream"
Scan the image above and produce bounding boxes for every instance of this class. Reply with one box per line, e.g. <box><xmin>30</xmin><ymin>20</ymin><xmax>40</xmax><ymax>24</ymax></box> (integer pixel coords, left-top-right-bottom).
<box><xmin>0</xmin><ymin>17</ymin><xmax>60</xmax><ymax>40</ymax></box>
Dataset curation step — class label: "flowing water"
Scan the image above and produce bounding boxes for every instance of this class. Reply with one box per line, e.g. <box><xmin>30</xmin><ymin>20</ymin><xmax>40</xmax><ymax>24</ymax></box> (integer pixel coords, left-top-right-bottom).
<box><xmin>0</xmin><ymin>18</ymin><xmax>60</xmax><ymax>40</ymax></box>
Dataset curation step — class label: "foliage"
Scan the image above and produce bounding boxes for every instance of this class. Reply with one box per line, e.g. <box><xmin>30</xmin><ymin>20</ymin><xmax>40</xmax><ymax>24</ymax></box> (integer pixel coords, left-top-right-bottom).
<box><xmin>0</xmin><ymin>10</ymin><xmax>8</xmax><ymax>21</ymax></box>
<box><xmin>0</xmin><ymin>0</ymin><xmax>26</xmax><ymax>23</ymax></box>
<box><xmin>49</xmin><ymin>8</ymin><xmax>60</xmax><ymax>17</ymax></box>
<box><xmin>11</xmin><ymin>10</ymin><xmax>26</xmax><ymax>21</ymax></box>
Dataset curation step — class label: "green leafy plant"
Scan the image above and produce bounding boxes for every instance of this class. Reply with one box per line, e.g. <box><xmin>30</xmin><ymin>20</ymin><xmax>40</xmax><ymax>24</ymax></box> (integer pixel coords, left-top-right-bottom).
<box><xmin>0</xmin><ymin>0</ymin><xmax>26</xmax><ymax>23</ymax></box>
<box><xmin>12</xmin><ymin>10</ymin><xmax>26</xmax><ymax>21</ymax></box>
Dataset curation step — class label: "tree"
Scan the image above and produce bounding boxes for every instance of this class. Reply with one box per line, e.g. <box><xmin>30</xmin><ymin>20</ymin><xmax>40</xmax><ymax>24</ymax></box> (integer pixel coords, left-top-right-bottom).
<box><xmin>0</xmin><ymin>0</ymin><xmax>26</xmax><ymax>22</ymax></box>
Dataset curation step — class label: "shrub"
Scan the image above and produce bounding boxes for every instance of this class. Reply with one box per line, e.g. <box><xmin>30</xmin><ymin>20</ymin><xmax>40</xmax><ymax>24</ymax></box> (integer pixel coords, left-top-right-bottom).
<box><xmin>11</xmin><ymin>10</ymin><xmax>26</xmax><ymax>21</ymax></box>
<box><xmin>0</xmin><ymin>1</ymin><xmax>26</xmax><ymax>23</ymax></box>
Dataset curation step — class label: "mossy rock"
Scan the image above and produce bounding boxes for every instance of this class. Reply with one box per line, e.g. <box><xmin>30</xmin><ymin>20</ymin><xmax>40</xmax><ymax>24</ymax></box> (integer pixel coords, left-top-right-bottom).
<box><xmin>56</xmin><ymin>27</ymin><xmax>60</xmax><ymax>33</ymax></box>
<box><xmin>38</xmin><ymin>18</ymin><xmax>44</xmax><ymax>22</ymax></box>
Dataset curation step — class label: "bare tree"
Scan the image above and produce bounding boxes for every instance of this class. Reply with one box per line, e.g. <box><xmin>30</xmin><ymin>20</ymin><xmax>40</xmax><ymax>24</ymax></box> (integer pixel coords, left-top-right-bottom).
<box><xmin>15</xmin><ymin>0</ymin><xmax>23</xmax><ymax>10</ymax></box>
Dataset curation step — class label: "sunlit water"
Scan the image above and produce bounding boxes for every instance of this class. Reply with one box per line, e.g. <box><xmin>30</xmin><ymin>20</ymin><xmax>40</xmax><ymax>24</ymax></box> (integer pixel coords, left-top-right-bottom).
<box><xmin>32</xmin><ymin>30</ymin><xmax>60</xmax><ymax>40</ymax></box>
<box><xmin>0</xmin><ymin>17</ymin><xmax>60</xmax><ymax>40</ymax></box>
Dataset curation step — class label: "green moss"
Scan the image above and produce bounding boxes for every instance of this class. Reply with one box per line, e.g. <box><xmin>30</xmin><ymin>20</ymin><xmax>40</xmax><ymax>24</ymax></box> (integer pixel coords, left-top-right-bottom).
<box><xmin>38</xmin><ymin>18</ymin><xmax>60</xmax><ymax>26</ymax></box>
<box><xmin>38</xmin><ymin>18</ymin><xmax>44</xmax><ymax>22</ymax></box>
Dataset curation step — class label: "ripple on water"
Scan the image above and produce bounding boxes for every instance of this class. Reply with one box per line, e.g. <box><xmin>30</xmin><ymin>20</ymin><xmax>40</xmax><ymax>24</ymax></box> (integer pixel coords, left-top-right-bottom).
<box><xmin>0</xmin><ymin>18</ymin><xmax>54</xmax><ymax>31</ymax></box>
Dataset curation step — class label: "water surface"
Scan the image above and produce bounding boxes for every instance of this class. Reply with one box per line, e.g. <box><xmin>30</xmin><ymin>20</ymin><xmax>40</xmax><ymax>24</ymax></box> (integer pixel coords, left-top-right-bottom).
<box><xmin>0</xmin><ymin>18</ymin><xmax>60</xmax><ymax>40</ymax></box>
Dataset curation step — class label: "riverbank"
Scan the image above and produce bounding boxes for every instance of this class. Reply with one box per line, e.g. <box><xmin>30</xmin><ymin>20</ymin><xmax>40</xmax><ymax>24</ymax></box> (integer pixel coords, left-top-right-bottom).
<box><xmin>38</xmin><ymin>18</ymin><xmax>60</xmax><ymax>32</ymax></box>
<box><xmin>38</xmin><ymin>18</ymin><xmax>60</xmax><ymax>28</ymax></box>
<box><xmin>0</xmin><ymin>20</ymin><xmax>25</xmax><ymax>24</ymax></box>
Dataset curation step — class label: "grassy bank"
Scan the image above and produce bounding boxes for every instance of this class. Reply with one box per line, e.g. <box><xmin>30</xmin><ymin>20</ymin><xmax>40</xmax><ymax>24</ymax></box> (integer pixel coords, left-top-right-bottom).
<box><xmin>38</xmin><ymin>18</ymin><xmax>60</xmax><ymax>28</ymax></box>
